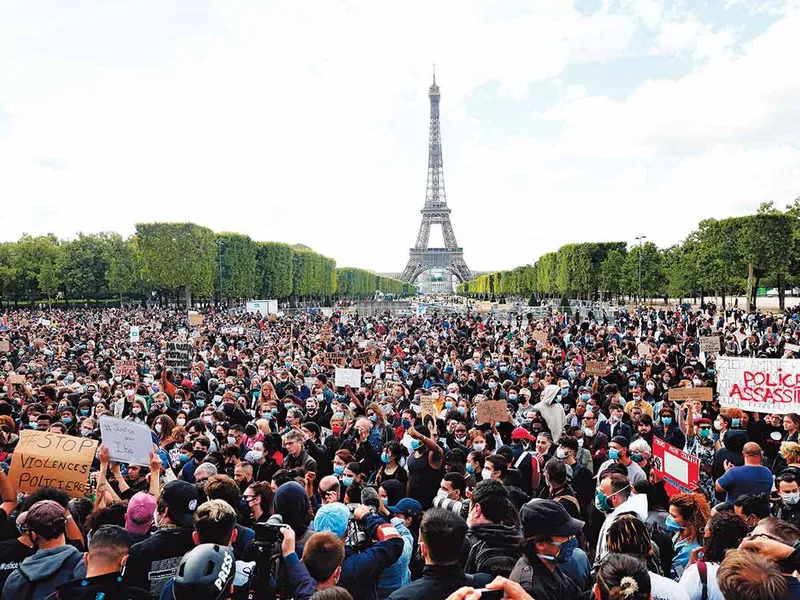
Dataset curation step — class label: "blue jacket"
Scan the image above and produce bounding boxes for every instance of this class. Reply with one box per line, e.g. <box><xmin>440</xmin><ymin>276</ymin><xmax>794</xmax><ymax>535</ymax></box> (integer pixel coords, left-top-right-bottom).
<box><xmin>338</xmin><ymin>513</ymin><xmax>405</xmax><ymax>600</ymax></box>
<box><xmin>376</xmin><ymin>518</ymin><xmax>413</xmax><ymax>599</ymax></box>
<box><xmin>2</xmin><ymin>545</ymin><xmax>86</xmax><ymax>600</ymax></box>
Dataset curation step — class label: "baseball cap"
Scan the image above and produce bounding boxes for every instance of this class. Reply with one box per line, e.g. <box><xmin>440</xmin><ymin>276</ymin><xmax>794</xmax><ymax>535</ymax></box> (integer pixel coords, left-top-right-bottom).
<box><xmin>511</xmin><ymin>426</ymin><xmax>535</xmax><ymax>442</ymax></box>
<box><xmin>25</xmin><ymin>500</ymin><xmax>67</xmax><ymax>533</ymax></box>
<box><xmin>520</xmin><ymin>499</ymin><xmax>584</xmax><ymax>538</ymax></box>
<box><xmin>387</xmin><ymin>498</ymin><xmax>423</xmax><ymax>518</ymax></box>
<box><xmin>125</xmin><ymin>492</ymin><xmax>157</xmax><ymax>536</ymax></box>
<box><xmin>162</xmin><ymin>481</ymin><xmax>199</xmax><ymax>528</ymax></box>
<box><xmin>312</xmin><ymin>502</ymin><xmax>350</xmax><ymax>538</ymax></box>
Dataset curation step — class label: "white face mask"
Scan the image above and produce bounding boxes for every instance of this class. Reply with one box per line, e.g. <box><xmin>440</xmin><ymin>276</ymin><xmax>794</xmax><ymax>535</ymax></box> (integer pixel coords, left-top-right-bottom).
<box><xmin>556</xmin><ymin>448</ymin><xmax>568</xmax><ymax>460</ymax></box>
<box><xmin>176</xmin><ymin>418</ymin><xmax>186</xmax><ymax>427</ymax></box>
<box><xmin>436</xmin><ymin>489</ymin><xmax>449</xmax><ymax>500</ymax></box>
<box><xmin>125</xmin><ymin>389</ymin><xmax>135</xmax><ymax>397</ymax></box>
<box><xmin>646</xmin><ymin>384</ymin><xmax>655</xmax><ymax>393</ymax></box>
<box><xmin>583</xmin><ymin>427</ymin><xmax>595</xmax><ymax>437</ymax></box>
<box><xmin>473</xmin><ymin>443</ymin><xmax>485</xmax><ymax>452</ymax></box>
<box><xmin>577</xmin><ymin>438</ymin><xmax>584</xmax><ymax>448</ymax></box>
<box><xmin>782</xmin><ymin>492</ymin><xmax>800</xmax><ymax>505</ymax></box>
<box><xmin>481</xmin><ymin>468</ymin><xmax>493</xmax><ymax>481</ymax></box>
<box><xmin>155</xmin><ymin>424</ymin><xmax>162</xmax><ymax>434</ymax></box>
<box><xmin>227</xmin><ymin>435</ymin><xmax>237</xmax><ymax>445</ymax></box>
<box><xmin>249</xmin><ymin>450</ymin><xmax>263</xmax><ymax>461</ymax></box>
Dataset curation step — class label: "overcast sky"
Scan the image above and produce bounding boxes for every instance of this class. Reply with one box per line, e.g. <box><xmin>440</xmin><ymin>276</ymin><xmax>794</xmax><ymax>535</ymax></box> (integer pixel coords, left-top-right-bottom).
<box><xmin>1</xmin><ymin>0</ymin><xmax>799</xmax><ymax>275</ymax></box>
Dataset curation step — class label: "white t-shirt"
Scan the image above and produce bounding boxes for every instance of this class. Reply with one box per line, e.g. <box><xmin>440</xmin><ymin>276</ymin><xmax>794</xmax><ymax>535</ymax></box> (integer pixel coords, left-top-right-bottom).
<box><xmin>650</xmin><ymin>572</ymin><xmax>690</xmax><ymax>600</ymax></box>
<box><xmin>680</xmin><ymin>562</ymin><xmax>723</xmax><ymax>600</ymax></box>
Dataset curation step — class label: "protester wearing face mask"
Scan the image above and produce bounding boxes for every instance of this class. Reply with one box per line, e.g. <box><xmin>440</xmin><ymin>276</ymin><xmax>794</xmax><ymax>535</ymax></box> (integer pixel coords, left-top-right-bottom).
<box><xmin>773</xmin><ymin>473</ymin><xmax>800</xmax><ymax>527</ymax></box>
<box><xmin>532</xmin><ymin>385</ymin><xmax>565</xmax><ymax>442</ymax></box>
<box><xmin>375</xmin><ymin>442</ymin><xmax>409</xmax><ymax>487</ymax></box>
<box><xmin>684</xmin><ymin>407</ymin><xmax>717</xmax><ymax>503</ymax></box>
<box><xmin>594</xmin><ymin>472</ymin><xmax>648</xmax><ymax>562</ymax></box>
<box><xmin>510</xmin><ymin>499</ymin><xmax>584</xmax><ymax>600</ymax></box>
<box><xmin>655</xmin><ymin>407</ymin><xmax>686</xmax><ymax>450</ymax></box>
<box><xmin>597</xmin><ymin>437</ymin><xmax>647</xmax><ymax>485</ymax></box>
<box><xmin>667</xmin><ymin>493</ymin><xmax>710</xmax><ymax>579</ymax></box>
<box><xmin>178</xmin><ymin>437</ymin><xmax>211</xmax><ymax>484</ymax></box>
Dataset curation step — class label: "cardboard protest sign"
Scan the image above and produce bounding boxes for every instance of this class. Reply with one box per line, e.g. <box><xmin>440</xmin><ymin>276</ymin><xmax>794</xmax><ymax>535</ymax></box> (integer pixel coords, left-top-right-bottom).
<box><xmin>351</xmin><ymin>350</ymin><xmax>374</xmax><ymax>368</ymax></box>
<box><xmin>334</xmin><ymin>368</ymin><xmax>362</xmax><ymax>388</ymax></box>
<box><xmin>668</xmin><ymin>387</ymin><xmax>713</xmax><ymax>402</ymax></box>
<box><xmin>786</xmin><ymin>343</ymin><xmax>800</xmax><ymax>354</ymax></box>
<box><xmin>586</xmin><ymin>361</ymin><xmax>608</xmax><ymax>377</ymax></box>
<box><xmin>652</xmin><ymin>437</ymin><xmax>700</xmax><ymax>497</ymax></box>
<box><xmin>420</xmin><ymin>396</ymin><xmax>439</xmax><ymax>436</ymax></box>
<box><xmin>0</xmin><ymin>339</ymin><xmax>8</xmax><ymax>353</ymax></box>
<box><xmin>532</xmin><ymin>331</ymin><xmax>548</xmax><ymax>346</ymax></box>
<box><xmin>476</xmin><ymin>400</ymin><xmax>511</xmax><ymax>425</ymax></box>
<box><xmin>7</xmin><ymin>373</ymin><xmax>25</xmax><ymax>385</ymax></box>
<box><xmin>165</xmin><ymin>341</ymin><xmax>192</xmax><ymax>372</ymax></box>
<box><xmin>129</xmin><ymin>326</ymin><xmax>140</xmax><ymax>343</ymax></box>
<box><xmin>717</xmin><ymin>356</ymin><xmax>800</xmax><ymax>414</ymax></box>
<box><xmin>323</xmin><ymin>352</ymin><xmax>347</xmax><ymax>367</ymax></box>
<box><xmin>637</xmin><ymin>342</ymin><xmax>652</xmax><ymax>358</ymax></box>
<box><xmin>9</xmin><ymin>430</ymin><xmax>97</xmax><ymax>498</ymax></box>
<box><xmin>99</xmin><ymin>415</ymin><xmax>153</xmax><ymax>466</ymax></box>
<box><xmin>114</xmin><ymin>360</ymin><xmax>137</xmax><ymax>380</ymax></box>
<box><xmin>188</xmin><ymin>311</ymin><xmax>204</xmax><ymax>326</ymax></box>
<box><xmin>699</xmin><ymin>335</ymin><xmax>721</xmax><ymax>354</ymax></box>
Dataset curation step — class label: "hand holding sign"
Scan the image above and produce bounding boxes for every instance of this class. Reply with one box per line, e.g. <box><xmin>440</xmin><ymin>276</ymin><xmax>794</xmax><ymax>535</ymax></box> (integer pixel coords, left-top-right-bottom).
<box><xmin>476</xmin><ymin>400</ymin><xmax>511</xmax><ymax>425</ymax></box>
<box><xmin>99</xmin><ymin>415</ymin><xmax>153</xmax><ymax>466</ymax></box>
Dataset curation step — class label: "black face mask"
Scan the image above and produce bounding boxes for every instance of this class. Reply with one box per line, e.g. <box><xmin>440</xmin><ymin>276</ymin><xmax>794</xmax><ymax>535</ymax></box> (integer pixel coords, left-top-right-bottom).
<box><xmin>193</xmin><ymin>450</ymin><xmax>207</xmax><ymax>462</ymax></box>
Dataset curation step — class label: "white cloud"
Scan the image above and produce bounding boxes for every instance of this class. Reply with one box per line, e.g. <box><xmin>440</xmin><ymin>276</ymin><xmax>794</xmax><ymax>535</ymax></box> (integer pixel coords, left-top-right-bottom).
<box><xmin>0</xmin><ymin>0</ymin><xmax>798</xmax><ymax>278</ymax></box>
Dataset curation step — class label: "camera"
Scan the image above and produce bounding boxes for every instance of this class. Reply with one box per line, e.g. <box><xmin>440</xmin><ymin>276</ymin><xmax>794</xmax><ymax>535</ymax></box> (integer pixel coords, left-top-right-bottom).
<box><xmin>344</xmin><ymin>503</ymin><xmax>371</xmax><ymax>551</ymax></box>
<box><xmin>254</xmin><ymin>515</ymin><xmax>288</xmax><ymax>545</ymax></box>
<box><xmin>247</xmin><ymin>514</ymin><xmax>286</xmax><ymax>599</ymax></box>
<box><xmin>432</xmin><ymin>495</ymin><xmax>469</xmax><ymax>520</ymax></box>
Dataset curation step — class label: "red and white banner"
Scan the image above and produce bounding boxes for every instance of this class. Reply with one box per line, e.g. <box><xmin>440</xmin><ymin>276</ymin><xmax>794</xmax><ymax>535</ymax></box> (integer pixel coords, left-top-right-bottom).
<box><xmin>717</xmin><ymin>356</ymin><xmax>800</xmax><ymax>414</ymax></box>
<box><xmin>652</xmin><ymin>437</ymin><xmax>700</xmax><ymax>497</ymax></box>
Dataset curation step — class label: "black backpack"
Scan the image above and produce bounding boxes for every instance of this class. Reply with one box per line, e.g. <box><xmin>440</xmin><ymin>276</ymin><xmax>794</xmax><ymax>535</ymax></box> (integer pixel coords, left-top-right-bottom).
<box><xmin>466</xmin><ymin>539</ymin><xmax>521</xmax><ymax>579</ymax></box>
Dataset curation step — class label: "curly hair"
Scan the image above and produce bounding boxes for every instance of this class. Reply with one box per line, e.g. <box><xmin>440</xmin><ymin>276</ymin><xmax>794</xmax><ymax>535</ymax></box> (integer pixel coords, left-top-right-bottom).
<box><xmin>704</xmin><ymin>510</ymin><xmax>750</xmax><ymax>563</ymax></box>
<box><xmin>670</xmin><ymin>493</ymin><xmax>710</xmax><ymax>544</ymax></box>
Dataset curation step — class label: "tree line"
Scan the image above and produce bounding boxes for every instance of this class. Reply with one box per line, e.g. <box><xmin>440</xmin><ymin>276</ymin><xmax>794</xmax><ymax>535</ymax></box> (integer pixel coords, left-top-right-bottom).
<box><xmin>457</xmin><ymin>200</ymin><xmax>800</xmax><ymax>311</ymax></box>
<box><xmin>0</xmin><ymin>222</ymin><xmax>413</xmax><ymax>308</ymax></box>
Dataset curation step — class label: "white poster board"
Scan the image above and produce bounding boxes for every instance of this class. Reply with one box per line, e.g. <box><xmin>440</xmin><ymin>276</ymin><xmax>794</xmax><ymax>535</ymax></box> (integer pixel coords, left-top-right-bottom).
<box><xmin>129</xmin><ymin>326</ymin><xmax>140</xmax><ymax>343</ymax></box>
<box><xmin>99</xmin><ymin>415</ymin><xmax>153</xmax><ymax>466</ymax></box>
<box><xmin>334</xmin><ymin>368</ymin><xmax>362</xmax><ymax>388</ymax></box>
<box><xmin>717</xmin><ymin>356</ymin><xmax>800</xmax><ymax>414</ymax></box>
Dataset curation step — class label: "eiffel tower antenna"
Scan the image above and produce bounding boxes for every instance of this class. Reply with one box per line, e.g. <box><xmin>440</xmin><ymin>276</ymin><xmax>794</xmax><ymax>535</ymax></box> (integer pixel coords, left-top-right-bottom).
<box><xmin>400</xmin><ymin>71</ymin><xmax>471</xmax><ymax>290</ymax></box>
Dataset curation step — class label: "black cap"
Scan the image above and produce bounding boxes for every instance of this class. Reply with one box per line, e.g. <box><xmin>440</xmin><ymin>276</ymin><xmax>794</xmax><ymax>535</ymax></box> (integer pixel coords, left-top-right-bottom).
<box><xmin>162</xmin><ymin>481</ymin><xmax>199</xmax><ymax>528</ymax></box>
<box><xmin>610</xmin><ymin>435</ymin><xmax>629</xmax><ymax>449</ymax></box>
<box><xmin>520</xmin><ymin>499</ymin><xmax>585</xmax><ymax>538</ymax></box>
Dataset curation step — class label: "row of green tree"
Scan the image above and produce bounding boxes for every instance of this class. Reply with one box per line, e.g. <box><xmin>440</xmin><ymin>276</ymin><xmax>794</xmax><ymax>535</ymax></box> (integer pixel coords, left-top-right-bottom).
<box><xmin>457</xmin><ymin>201</ymin><xmax>800</xmax><ymax>311</ymax></box>
<box><xmin>0</xmin><ymin>223</ymin><xmax>411</xmax><ymax>308</ymax></box>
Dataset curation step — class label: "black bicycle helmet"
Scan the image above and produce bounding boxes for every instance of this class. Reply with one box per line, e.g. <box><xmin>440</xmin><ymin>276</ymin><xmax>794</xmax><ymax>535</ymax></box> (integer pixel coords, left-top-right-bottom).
<box><xmin>173</xmin><ymin>543</ymin><xmax>235</xmax><ymax>600</ymax></box>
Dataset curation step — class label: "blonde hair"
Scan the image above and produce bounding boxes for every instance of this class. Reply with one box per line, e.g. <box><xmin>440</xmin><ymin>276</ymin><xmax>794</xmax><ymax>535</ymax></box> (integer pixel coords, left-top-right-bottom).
<box><xmin>781</xmin><ymin>441</ymin><xmax>800</xmax><ymax>464</ymax></box>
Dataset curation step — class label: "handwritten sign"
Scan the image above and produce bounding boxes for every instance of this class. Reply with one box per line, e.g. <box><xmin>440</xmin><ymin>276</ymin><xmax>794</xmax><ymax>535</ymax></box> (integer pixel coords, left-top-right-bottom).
<box><xmin>129</xmin><ymin>326</ymin><xmax>140</xmax><ymax>343</ymax></box>
<box><xmin>114</xmin><ymin>360</ymin><xmax>137</xmax><ymax>380</ymax></box>
<box><xmin>351</xmin><ymin>350</ymin><xmax>374</xmax><ymax>368</ymax></box>
<box><xmin>188</xmin><ymin>311</ymin><xmax>204</xmax><ymax>326</ymax></box>
<box><xmin>532</xmin><ymin>331</ymin><xmax>548</xmax><ymax>346</ymax></box>
<box><xmin>586</xmin><ymin>361</ymin><xmax>608</xmax><ymax>377</ymax></box>
<box><xmin>9</xmin><ymin>430</ymin><xmax>97</xmax><ymax>498</ymax></box>
<box><xmin>165</xmin><ymin>341</ymin><xmax>192</xmax><ymax>372</ymax></box>
<box><xmin>699</xmin><ymin>336</ymin><xmax>721</xmax><ymax>354</ymax></box>
<box><xmin>334</xmin><ymin>368</ymin><xmax>362</xmax><ymax>388</ymax></box>
<box><xmin>7</xmin><ymin>374</ymin><xmax>25</xmax><ymax>385</ymax></box>
<box><xmin>99</xmin><ymin>415</ymin><xmax>153</xmax><ymax>466</ymax></box>
<box><xmin>637</xmin><ymin>342</ymin><xmax>652</xmax><ymax>358</ymax></box>
<box><xmin>652</xmin><ymin>437</ymin><xmax>700</xmax><ymax>497</ymax></box>
<box><xmin>475</xmin><ymin>400</ymin><xmax>511</xmax><ymax>425</ymax></box>
<box><xmin>0</xmin><ymin>339</ymin><xmax>8</xmax><ymax>353</ymax></box>
<box><xmin>668</xmin><ymin>387</ymin><xmax>713</xmax><ymax>402</ymax></box>
<box><xmin>717</xmin><ymin>356</ymin><xmax>800</xmax><ymax>414</ymax></box>
<box><xmin>323</xmin><ymin>352</ymin><xmax>347</xmax><ymax>367</ymax></box>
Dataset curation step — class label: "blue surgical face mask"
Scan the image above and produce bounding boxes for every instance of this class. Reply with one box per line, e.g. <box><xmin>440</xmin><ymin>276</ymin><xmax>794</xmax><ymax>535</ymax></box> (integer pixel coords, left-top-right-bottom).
<box><xmin>196</xmin><ymin>399</ymin><xmax>206</xmax><ymax>408</ymax></box>
<box><xmin>608</xmin><ymin>448</ymin><xmax>621</xmax><ymax>461</ymax></box>
<box><xmin>555</xmin><ymin>537</ymin><xmax>578</xmax><ymax>563</ymax></box>
<box><xmin>370</xmin><ymin>415</ymin><xmax>378</xmax><ymax>423</ymax></box>
<box><xmin>561</xmin><ymin>389</ymin><xmax>568</xmax><ymax>397</ymax></box>
<box><xmin>333</xmin><ymin>464</ymin><xmax>345</xmax><ymax>475</ymax></box>
<box><xmin>465</xmin><ymin>463</ymin><xmax>475</xmax><ymax>474</ymax></box>
<box><xmin>580</xmin><ymin>394</ymin><xmax>590</xmax><ymax>401</ymax></box>
<box><xmin>62</xmin><ymin>417</ymin><xmax>73</xmax><ymax>425</ymax></box>
<box><xmin>381</xmin><ymin>452</ymin><xmax>390</xmax><ymax>464</ymax></box>
<box><xmin>341</xmin><ymin>476</ymin><xmax>354</xmax><ymax>488</ymax></box>
<box><xmin>662</xmin><ymin>416</ymin><xmax>673</xmax><ymax>426</ymax></box>
<box><xmin>665</xmin><ymin>515</ymin><xmax>683</xmax><ymax>532</ymax></box>
<box><xmin>445</xmin><ymin>401</ymin><xmax>454</xmax><ymax>409</ymax></box>
<box><xmin>411</xmin><ymin>440</ymin><xmax>423</xmax><ymax>451</ymax></box>
<box><xmin>271</xmin><ymin>408</ymin><xmax>279</xmax><ymax>416</ymax></box>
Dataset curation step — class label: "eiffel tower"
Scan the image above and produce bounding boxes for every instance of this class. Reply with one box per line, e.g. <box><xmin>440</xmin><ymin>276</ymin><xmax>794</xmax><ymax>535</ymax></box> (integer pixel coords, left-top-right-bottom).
<box><xmin>400</xmin><ymin>71</ymin><xmax>471</xmax><ymax>289</ymax></box>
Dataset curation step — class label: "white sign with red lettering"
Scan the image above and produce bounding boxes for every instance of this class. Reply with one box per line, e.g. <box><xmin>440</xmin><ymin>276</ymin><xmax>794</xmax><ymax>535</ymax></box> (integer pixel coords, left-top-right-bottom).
<box><xmin>717</xmin><ymin>356</ymin><xmax>800</xmax><ymax>414</ymax></box>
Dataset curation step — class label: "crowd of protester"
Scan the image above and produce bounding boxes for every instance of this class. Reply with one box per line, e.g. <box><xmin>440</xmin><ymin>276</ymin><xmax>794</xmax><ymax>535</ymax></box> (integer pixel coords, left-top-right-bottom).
<box><xmin>0</xmin><ymin>301</ymin><xmax>799</xmax><ymax>599</ymax></box>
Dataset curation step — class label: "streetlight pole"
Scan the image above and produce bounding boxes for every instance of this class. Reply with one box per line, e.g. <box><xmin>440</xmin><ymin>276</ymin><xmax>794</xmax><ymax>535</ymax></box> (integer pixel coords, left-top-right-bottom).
<box><xmin>216</xmin><ymin>240</ymin><xmax>223</xmax><ymax>307</ymax></box>
<box><xmin>635</xmin><ymin>235</ymin><xmax>646</xmax><ymax>305</ymax></box>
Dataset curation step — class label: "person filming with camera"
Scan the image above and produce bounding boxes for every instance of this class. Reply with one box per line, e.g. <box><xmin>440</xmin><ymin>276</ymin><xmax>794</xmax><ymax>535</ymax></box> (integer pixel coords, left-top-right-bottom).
<box><xmin>311</xmin><ymin>502</ymin><xmax>403</xmax><ymax>600</ymax></box>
